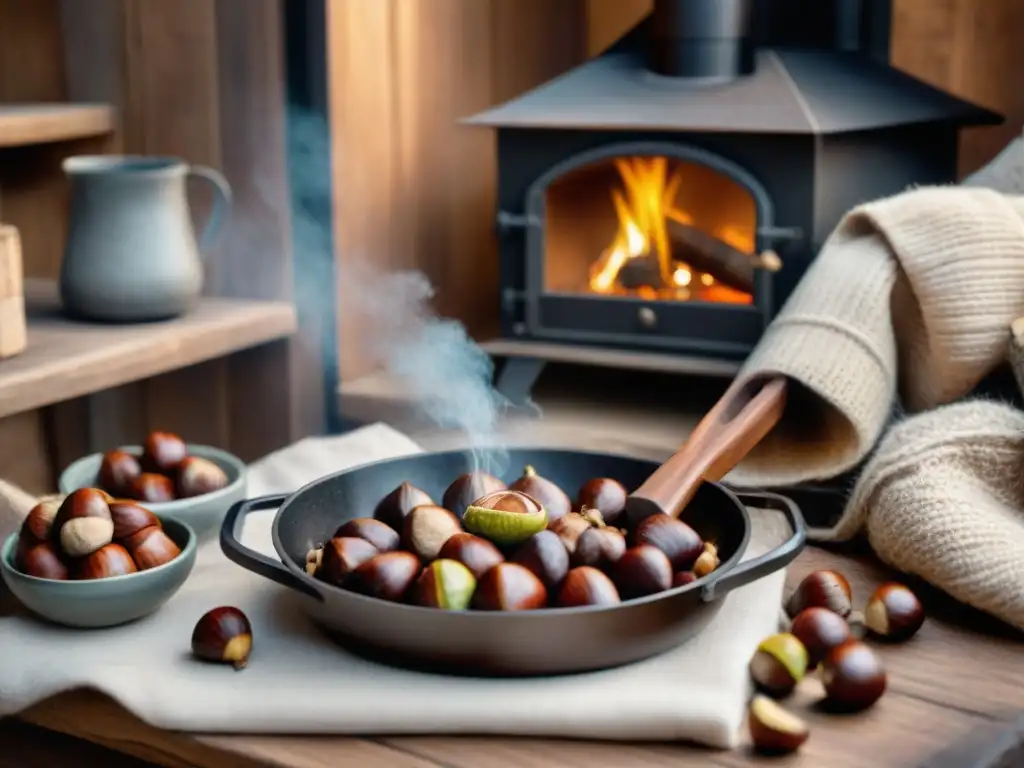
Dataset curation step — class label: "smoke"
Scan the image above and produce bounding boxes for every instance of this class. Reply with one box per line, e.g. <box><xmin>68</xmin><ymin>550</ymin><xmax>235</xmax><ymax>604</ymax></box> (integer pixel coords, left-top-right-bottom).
<box><xmin>287</xmin><ymin>105</ymin><xmax>511</xmax><ymax>475</ymax></box>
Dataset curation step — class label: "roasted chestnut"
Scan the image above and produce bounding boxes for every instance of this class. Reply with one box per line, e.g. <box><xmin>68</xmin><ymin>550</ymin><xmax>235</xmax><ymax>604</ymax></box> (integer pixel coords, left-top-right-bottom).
<box><xmin>748</xmin><ymin>695</ymin><xmax>809</xmax><ymax>755</ymax></box>
<box><xmin>633</xmin><ymin>515</ymin><xmax>703</xmax><ymax>571</ymax></box>
<box><xmin>52</xmin><ymin>489</ymin><xmax>114</xmax><ymax>558</ymax></box>
<box><xmin>510</xmin><ymin>465</ymin><xmax>572</xmax><ymax>525</ymax></box>
<box><xmin>463</xmin><ymin>490</ymin><xmax>547</xmax><ymax>546</ymax></box>
<box><xmin>512</xmin><ymin>529</ymin><xmax>570</xmax><ymax>590</ymax></box>
<box><xmin>120</xmin><ymin>525</ymin><xmax>181</xmax><ymax>570</ymax></box>
<box><xmin>128</xmin><ymin>473</ymin><xmax>176</xmax><ymax>504</ymax></box>
<box><xmin>556</xmin><ymin>566</ymin><xmax>621</xmax><ymax>607</ymax></box>
<box><xmin>549</xmin><ymin>511</ymin><xmax>594</xmax><ymax>554</ymax></box>
<box><xmin>790</xmin><ymin>607</ymin><xmax>852</xmax><ymax>669</ymax></box>
<box><xmin>349</xmin><ymin>551</ymin><xmax>421</xmax><ymax>602</ymax></box>
<box><xmin>577</xmin><ymin>477</ymin><xmax>628</xmax><ymax>526</ymax></box>
<box><xmin>77</xmin><ymin>543</ymin><xmax>138</xmax><ymax>579</ymax></box>
<box><xmin>373</xmin><ymin>481</ymin><xmax>434</xmax><ymax>531</ymax></box>
<box><xmin>401</xmin><ymin>505</ymin><xmax>462</xmax><ymax>562</ymax></box>
<box><xmin>821</xmin><ymin>639</ymin><xmax>887</xmax><ymax>711</ymax></box>
<box><xmin>864</xmin><ymin>582</ymin><xmax>925</xmax><ymax>642</ymax></box>
<box><xmin>785</xmin><ymin>569</ymin><xmax>853</xmax><ymax>618</ymax></box>
<box><xmin>570</xmin><ymin>527</ymin><xmax>626</xmax><ymax>571</ymax></box>
<box><xmin>318</xmin><ymin>536</ymin><xmax>379</xmax><ymax>586</ymax></box>
<box><xmin>437</xmin><ymin>532</ymin><xmax>505</xmax><ymax>579</ymax></box>
<box><xmin>98</xmin><ymin>450</ymin><xmax>142</xmax><ymax>496</ymax></box>
<box><xmin>176</xmin><ymin>456</ymin><xmax>230</xmax><ymax>498</ymax></box>
<box><xmin>142</xmin><ymin>430</ymin><xmax>188</xmax><ymax>473</ymax></box>
<box><xmin>191</xmin><ymin>606</ymin><xmax>253</xmax><ymax>669</ymax></box>
<box><xmin>19</xmin><ymin>541</ymin><xmax>69</xmax><ymax>580</ymax></box>
<box><xmin>108</xmin><ymin>501</ymin><xmax>161</xmax><ymax>541</ymax></box>
<box><xmin>749</xmin><ymin>632</ymin><xmax>808</xmax><ymax>698</ymax></box>
<box><xmin>414</xmin><ymin>558</ymin><xmax>477</xmax><ymax>610</ymax></box>
<box><xmin>441</xmin><ymin>471</ymin><xmax>506</xmax><ymax>518</ymax></box>
<box><xmin>472</xmin><ymin>562</ymin><xmax>548</xmax><ymax>611</ymax></box>
<box><xmin>20</xmin><ymin>496</ymin><xmax>64</xmax><ymax>543</ymax></box>
<box><xmin>334</xmin><ymin>518</ymin><xmax>401</xmax><ymax>553</ymax></box>
<box><xmin>612</xmin><ymin>544</ymin><xmax>672</xmax><ymax>599</ymax></box>
<box><xmin>672</xmin><ymin>571</ymin><xmax>697</xmax><ymax>587</ymax></box>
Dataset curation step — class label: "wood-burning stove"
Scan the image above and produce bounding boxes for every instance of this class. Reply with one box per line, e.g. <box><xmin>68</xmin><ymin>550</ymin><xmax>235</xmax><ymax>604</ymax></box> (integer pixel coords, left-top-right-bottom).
<box><xmin>466</xmin><ymin>0</ymin><xmax>1001</xmax><ymax>406</ymax></box>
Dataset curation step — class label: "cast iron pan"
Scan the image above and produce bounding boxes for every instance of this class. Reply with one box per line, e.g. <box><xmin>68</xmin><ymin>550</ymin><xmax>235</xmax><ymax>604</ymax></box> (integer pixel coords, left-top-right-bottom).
<box><xmin>221</xmin><ymin>376</ymin><xmax>805</xmax><ymax>676</ymax></box>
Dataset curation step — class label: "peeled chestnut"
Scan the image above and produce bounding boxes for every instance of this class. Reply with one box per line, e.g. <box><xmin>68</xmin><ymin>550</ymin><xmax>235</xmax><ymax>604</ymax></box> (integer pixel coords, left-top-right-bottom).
<box><xmin>98</xmin><ymin>450</ymin><xmax>142</xmax><ymax>496</ymax></box>
<box><xmin>512</xmin><ymin>529</ymin><xmax>570</xmax><ymax>590</ymax></box>
<box><xmin>748</xmin><ymin>695</ymin><xmax>809</xmax><ymax>755</ymax></box>
<box><xmin>374</xmin><ymin>481</ymin><xmax>434</xmax><ymax>531</ymax></box>
<box><xmin>612</xmin><ymin>544</ymin><xmax>673</xmax><ymax>599</ymax></box>
<box><xmin>401</xmin><ymin>505</ymin><xmax>462</xmax><ymax>562</ymax></box>
<box><xmin>128</xmin><ymin>473</ymin><xmax>176</xmax><ymax>503</ymax></box>
<box><xmin>438</xmin><ymin>532</ymin><xmax>505</xmax><ymax>579</ymax></box>
<box><xmin>785</xmin><ymin>569</ymin><xmax>853</xmax><ymax>618</ymax></box>
<box><xmin>334</xmin><ymin>518</ymin><xmax>400</xmax><ymax>553</ymax></box>
<box><xmin>77</xmin><ymin>543</ymin><xmax>138</xmax><ymax>579</ymax></box>
<box><xmin>821</xmin><ymin>639</ymin><xmax>887</xmax><ymax>711</ymax></box>
<box><xmin>108</xmin><ymin>501</ymin><xmax>160</xmax><ymax>540</ymax></box>
<box><xmin>305</xmin><ymin>547</ymin><xmax>323</xmax><ymax>576</ymax></box>
<box><xmin>571</xmin><ymin>527</ymin><xmax>626</xmax><ymax>571</ymax></box>
<box><xmin>791</xmin><ymin>607</ymin><xmax>853</xmax><ymax>669</ymax></box>
<box><xmin>510</xmin><ymin>465</ymin><xmax>572</xmax><ymax>525</ymax></box>
<box><xmin>557</xmin><ymin>566</ymin><xmax>621</xmax><ymax>607</ymax></box>
<box><xmin>21</xmin><ymin>496</ymin><xmax>64</xmax><ymax>542</ymax></box>
<box><xmin>693</xmin><ymin>548</ymin><xmax>719</xmax><ymax>577</ymax></box>
<box><xmin>749</xmin><ymin>632</ymin><xmax>808</xmax><ymax>698</ymax></box>
<box><xmin>472</xmin><ymin>562</ymin><xmax>548</xmax><ymax>611</ymax></box>
<box><xmin>634</xmin><ymin>515</ymin><xmax>703</xmax><ymax>571</ymax></box>
<box><xmin>864</xmin><ymin>582</ymin><xmax>925</xmax><ymax>642</ymax></box>
<box><xmin>176</xmin><ymin>456</ymin><xmax>230</xmax><ymax>498</ymax></box>
<box><xmin>549</xmin><ymin>511</ymin><xmax>594</xmax><ymax>555</ymax></box>
<box><xmin>317</xmin><ymin>537</ymin><xmax>379</xmax><ymax>586</ymax></box>
<box><xmin>441</xmin><ymin>471</ymin><xmax>507</xmax><ymax>518</ymax></box>
<box><xmin>415</xmin><ymin>558</ymin><xmax>477</xmax><ymax>610</ymax></box>
<box><xmin>142</xmin><ymin>430</ymin><xmax>188</xmax><ymax>473</ymax></box>
<box><xmin>121</xmin><ymin>525</ymin><xmax>181</xmax><ymax>570</ymax></box>
<box><xmin>577</xmin><ymin>477</ymin><xmax>628</xmax><ymax>526</ymax></box>
<box><xmin>191</xmin><ymin>606</ymin><xmax>253</xmax><ymax>669</ymax></box>
<box><xmin>19</xmin><ymin>541</ymin><xmax>69</xmax><ymax>580</ymax></box>
<box><xmin>349</xmin><ymin>551</ymin><xmax>421</xmax><ymax>602</ymax></box>
<box><xmin>464</xmin><ymin>490</ymin><xmax>547</xmax><ymax>546</ymax></box>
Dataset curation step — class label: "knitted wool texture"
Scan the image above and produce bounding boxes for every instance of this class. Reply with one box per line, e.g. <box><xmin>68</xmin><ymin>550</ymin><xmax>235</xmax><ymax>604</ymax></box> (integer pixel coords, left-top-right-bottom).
<box><xmin>724</xmin><ymin>185</ymin><xmax>1024</xmax><ymax>631</ymax></box>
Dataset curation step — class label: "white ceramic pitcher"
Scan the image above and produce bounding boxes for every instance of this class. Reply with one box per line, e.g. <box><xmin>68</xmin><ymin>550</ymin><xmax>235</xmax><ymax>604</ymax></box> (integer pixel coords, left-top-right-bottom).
<box><xmin>59</xmin><ymin>155</ymin><xmax>232</xmax><ymax>322</ymax></box>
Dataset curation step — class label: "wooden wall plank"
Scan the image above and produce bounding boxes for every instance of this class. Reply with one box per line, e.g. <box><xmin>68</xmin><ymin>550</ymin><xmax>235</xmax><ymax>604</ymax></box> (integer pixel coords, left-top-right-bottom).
<box><xmin>328</xmin><ymin>0</ymin><xmax>586</xmax><ymax>382</ymax></box>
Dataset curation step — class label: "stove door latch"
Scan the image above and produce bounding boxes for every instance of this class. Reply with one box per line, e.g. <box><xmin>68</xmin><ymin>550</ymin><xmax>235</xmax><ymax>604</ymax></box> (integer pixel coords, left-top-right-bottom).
<box><xmin>496</xmin><ymin>211</ymin><xmax>542</xmax><ymax>235</ymax></box>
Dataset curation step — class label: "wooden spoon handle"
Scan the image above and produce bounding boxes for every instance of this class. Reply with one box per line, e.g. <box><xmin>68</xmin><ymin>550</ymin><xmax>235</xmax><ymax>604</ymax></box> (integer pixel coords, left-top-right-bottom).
<box><xmin>626</xmin><ymin>375</ymin><xmax>788</xmax><ymax>523</ymax></box>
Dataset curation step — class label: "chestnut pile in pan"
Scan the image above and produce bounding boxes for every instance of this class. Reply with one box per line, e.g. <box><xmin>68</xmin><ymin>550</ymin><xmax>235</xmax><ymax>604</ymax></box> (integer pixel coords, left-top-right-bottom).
<box><xmin>98</xmin><ymin>430</ymin><xmax>229</xmax><ymax>503</ymax></box>
<box><xmin>746</xmin><ymin>569</ymin><xmax>926</xmax><ymax>755</ymax></box>
<box><xmin>306</xmin><ymin>465</ymin><xmax>721</xmax><ymax>611</ymax></box>
<box><xmin>14</xmin><ymin>489</ymin><xmax>182</xmax><ymax>580</ymax></box>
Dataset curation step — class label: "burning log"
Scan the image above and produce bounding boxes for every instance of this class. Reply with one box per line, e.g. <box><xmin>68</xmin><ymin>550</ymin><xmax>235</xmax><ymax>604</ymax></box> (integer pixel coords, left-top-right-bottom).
<box><xmin>667</xmin><ymin>219</ymin><xmax>778</xmax><ymax>294</ymax></box>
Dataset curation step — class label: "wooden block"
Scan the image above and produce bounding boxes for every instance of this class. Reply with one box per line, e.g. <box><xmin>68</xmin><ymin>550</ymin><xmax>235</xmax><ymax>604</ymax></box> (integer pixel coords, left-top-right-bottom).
<box><xmin>0</xmin><ymin>225</ymin><xmax>27</xmax><ymax>360</ymax></box>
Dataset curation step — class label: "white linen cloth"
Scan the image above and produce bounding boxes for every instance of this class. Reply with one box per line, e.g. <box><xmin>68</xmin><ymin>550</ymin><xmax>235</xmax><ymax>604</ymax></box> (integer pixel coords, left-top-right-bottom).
<box><xmin>0</xmin><ymin>423</ymin><xmax>788</xmax><ymax>749</ymax></box>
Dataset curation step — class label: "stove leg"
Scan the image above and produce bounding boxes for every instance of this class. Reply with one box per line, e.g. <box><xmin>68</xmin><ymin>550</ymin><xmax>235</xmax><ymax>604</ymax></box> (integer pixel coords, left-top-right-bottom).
<box><xmin>493</xmin><ymin>356</ymin><xmax>545</xmax><ymax>416</ymax></box>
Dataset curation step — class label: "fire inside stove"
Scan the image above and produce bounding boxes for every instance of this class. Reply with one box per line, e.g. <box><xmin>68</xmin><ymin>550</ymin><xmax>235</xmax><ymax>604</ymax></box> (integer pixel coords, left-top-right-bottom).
<box><xmin>543</xmin><ymin>155</ymin><xmax>765</xmax><ymax>305</ymax></box>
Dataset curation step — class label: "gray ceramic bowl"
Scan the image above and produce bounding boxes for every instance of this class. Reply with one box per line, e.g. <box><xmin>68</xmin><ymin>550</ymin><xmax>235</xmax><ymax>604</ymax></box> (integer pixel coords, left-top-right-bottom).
<box><xmin>0</xmin><ymin>517</ymin><xmax>197</xmax><ymax>628</ymax></box>
<box><xmin>58</xmin><ymin>444</ymin><xmax>246</xmax><ymax>541</ymax></box>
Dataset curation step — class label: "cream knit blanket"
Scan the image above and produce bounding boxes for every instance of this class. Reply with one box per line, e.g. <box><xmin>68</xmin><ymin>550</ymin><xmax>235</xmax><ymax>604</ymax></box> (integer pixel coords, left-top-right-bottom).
<box><xmin>727</xmin><ymin>175</ymin><xmax>1024</xmax><ymax>630</ymax></box>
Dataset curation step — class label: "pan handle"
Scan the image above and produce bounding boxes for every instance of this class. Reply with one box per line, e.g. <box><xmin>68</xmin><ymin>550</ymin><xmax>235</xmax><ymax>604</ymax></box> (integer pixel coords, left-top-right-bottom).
<box><xmin>220</xmin><ymin>494</ymin><xmax>323</xmax><ymax>602</ymax></box>
<box><xmin>699</xmin><ymin>490</ymin><xmax>806</xmax><ymax>603</ymax></box>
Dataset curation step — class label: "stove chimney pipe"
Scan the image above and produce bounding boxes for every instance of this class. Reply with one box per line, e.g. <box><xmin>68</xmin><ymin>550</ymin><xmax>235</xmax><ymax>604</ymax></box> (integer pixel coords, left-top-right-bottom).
<box><xmin>648</xmin><ymin>0</ymin><xmax>754</xmax><ymax>82</ymax></box>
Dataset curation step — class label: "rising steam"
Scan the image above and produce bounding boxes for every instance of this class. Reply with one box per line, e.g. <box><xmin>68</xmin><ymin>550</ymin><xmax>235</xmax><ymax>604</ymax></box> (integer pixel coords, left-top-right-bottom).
<box><xmin>288</xmin><ymin>106</ymin><xmax>511</xmax><ymax>475</ymax></box>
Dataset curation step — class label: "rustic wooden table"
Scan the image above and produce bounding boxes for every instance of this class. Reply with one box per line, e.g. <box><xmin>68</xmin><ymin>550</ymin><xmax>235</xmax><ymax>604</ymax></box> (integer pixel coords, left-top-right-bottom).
<box><xmin>3</xmin><ymin>367</ymin><xmax>1023</xmax><ymax>767</ymax></box>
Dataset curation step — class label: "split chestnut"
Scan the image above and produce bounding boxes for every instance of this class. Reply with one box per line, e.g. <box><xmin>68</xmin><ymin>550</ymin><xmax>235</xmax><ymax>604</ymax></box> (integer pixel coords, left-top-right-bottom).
<box><xmin>309</xmin><ymin>468</ymin><xmax>723</xmax><ymax>612</ymax></box>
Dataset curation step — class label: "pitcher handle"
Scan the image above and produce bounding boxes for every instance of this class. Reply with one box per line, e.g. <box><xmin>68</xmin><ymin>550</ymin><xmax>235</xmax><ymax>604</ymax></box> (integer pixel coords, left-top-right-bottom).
<box><xmin>187</xmin><ymin>165</ymin><xmax>233</xmax><ymax>251</ymax></box>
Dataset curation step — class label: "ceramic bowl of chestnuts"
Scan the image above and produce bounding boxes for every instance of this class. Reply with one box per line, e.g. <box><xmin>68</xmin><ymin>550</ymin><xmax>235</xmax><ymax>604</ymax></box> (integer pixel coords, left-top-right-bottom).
<box><xmin>0</xmin><ymin>488</ymin><xmax>198</xmax><ymax>628</ymax></box>
<box><xmin>58</xmin><ymin>430</ymin><xmax>247</xmax><ymax>541</ymax></box>
<box><xmin>221</xmin><ymin>447</ymin><xmax>804</xmax><ymax>676</ymax></box>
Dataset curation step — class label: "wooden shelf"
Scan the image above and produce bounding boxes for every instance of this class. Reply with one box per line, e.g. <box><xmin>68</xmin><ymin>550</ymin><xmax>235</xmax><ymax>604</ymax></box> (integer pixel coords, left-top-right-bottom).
<box><xmin>0</xmin><ymin>281</ymin><xmax>297</xmax><ymax>418</ymax></box>
<box><xmin>0</xmin><ymin>104</ymin><xmax>115</xmax><ymax>148</ymax></box>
